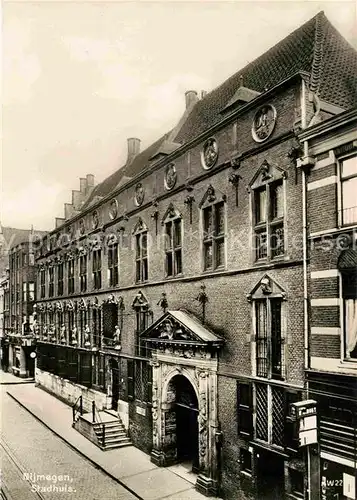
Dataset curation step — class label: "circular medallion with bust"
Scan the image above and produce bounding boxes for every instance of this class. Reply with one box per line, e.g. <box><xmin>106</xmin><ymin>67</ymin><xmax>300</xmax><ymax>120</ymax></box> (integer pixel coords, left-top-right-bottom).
<box><xmin>202</xmin><ymin>138</ymin><xmax>219</xmax><ymax>169</ymax></box>
<box><xmin>164</xmin><ymin>164</ymin><xmax>177</xmax><ymax>190</ymax></box>
<box><xmin>109</xmin><ymin>199</ymin><xmax>118</xmax><ymax>220</ymax></box>
<box><xmin>252</xmin><ymin>104</ymin><xmax>277</xmax><ymax>143</ymax></box>
<box><xmin>135</xmin><ymin>183</ymin><xmax>145</xmax><ymax>206</ymax></box>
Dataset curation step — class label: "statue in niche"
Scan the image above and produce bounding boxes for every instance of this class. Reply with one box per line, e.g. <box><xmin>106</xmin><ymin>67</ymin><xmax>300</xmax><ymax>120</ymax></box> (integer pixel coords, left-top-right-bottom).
<box><xmin>43</xmin><ymin>325</ymin><xmax>48</xmax><ymax>340</ymax></box>
<box><xmin>84</xmin><ymin>324</ymin><xmax>91</xmax><ymax>347</ymax></box>
<box><xmin>71</xmin><ymin>326</ymin><xmax>78</xmax><ymax>346</ymax></box>
<box><xmin>60</xmin><ymin>324</ymin><xmax>66</xmax><ymax>344</ymax></box>
<box><xmin>113</xmin><ymin>325</ymin><xmax>121</xmax><ymax>350</ymax></box>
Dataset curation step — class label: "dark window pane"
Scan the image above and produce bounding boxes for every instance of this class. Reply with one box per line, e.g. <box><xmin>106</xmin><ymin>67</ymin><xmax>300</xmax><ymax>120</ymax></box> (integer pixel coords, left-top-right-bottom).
<box><xmin>141</xmin><ymin>233</ymin><xmax>148</xmax><ymax>257</ymax></box>
<box><xmin>136</xmin><ymin>234</ymin><xmax>141</xmax><ymax>258</ymax></box>
<box><xmin>215</xmin><ymin>202</ymin><xmax>224</xmax><ymax>235</ymax></box>
<box><xmin>136</xmin><ymin>261</ymin><xmax>141</xmax><ymax>282</ymax></box>
<box><xmin>204</xmin><ymin>242</ymin><xmax>213</xmax><ymax>269</ymax></box>
<box><xmin>175</xmin><ymin>250</ymin><xmax>182</xmax><ymax>274</ymax></box>
<box><xmin>271</xmin><ymin>300</ymin><xmax>282</xmax><ymax>378</ymax></box>
<box><xmin>166</xmin><ymin>253</ymin><xmax>173</xmax><ymax>276</ymax></box>
<box><xmin>203</xmin><ymin>206</ymin><xmax>213</xmax><ymax>235</ymax></box>
<box><xmin>216</xmin><ymin>239</ymin><xmax>224</xmax><ymax>267</ymax></box>
<box><xmin>174</xmin><ymin>219</ymin><xmax>181</xmax><ymax>247</ymax></box>
<box><xmin>142</xmin><ymin>259</ymin><xmax>148</xmax><ymax>281</ymax></box>
<box><xmin>166</xmin><ymin>222</ymin><xmax>173</xmax><ymax>249</ymax></box>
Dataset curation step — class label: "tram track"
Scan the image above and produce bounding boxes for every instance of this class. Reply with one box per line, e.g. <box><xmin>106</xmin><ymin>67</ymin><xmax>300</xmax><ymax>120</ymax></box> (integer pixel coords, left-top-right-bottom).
<box><xmin>0</xmin><ymin>437</ymin><xmax>46</xmax><ymax>500</ymax></box>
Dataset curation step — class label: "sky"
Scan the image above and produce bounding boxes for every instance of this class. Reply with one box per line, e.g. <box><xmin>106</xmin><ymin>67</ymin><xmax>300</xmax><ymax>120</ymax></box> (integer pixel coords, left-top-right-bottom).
<box><xmin>2</xmin><ymin>0</ymin><xmax>357</xmax><ymax>231</ymax></box>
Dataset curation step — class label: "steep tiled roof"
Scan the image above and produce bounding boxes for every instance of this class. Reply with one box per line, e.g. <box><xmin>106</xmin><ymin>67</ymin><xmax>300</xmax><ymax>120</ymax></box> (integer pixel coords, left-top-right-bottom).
<box><xmin>78</xmin><ymin>12</ymin><xmax>357</xmax><ymax>213</ymax></box>
<box><xmin>175</xmin><ymin>12</ymin><xmax>357</xmax><ymax>143</ymax></box>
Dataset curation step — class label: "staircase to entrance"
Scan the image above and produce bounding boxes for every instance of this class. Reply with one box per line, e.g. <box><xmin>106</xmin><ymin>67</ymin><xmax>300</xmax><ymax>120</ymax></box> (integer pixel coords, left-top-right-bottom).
<box><xmin>72</xmin><ymin>396</ymin><xmax>131</xmax><ymax>451</ymax></box>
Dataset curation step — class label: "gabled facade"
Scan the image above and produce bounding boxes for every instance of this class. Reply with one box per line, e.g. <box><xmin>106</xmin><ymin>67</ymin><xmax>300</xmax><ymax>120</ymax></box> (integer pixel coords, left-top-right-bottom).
<box><xmin>33</xmin><ymin>12</ymin><xmax>357</xmax><ymax>499</ymax></box>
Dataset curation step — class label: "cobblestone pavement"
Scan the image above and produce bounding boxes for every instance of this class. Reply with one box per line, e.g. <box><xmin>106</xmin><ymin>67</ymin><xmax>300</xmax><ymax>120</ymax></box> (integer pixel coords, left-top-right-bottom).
<box><xmin>0</xmin><ymin>388</ymin><xmax>138</xmax><ymax>500</ymax></box>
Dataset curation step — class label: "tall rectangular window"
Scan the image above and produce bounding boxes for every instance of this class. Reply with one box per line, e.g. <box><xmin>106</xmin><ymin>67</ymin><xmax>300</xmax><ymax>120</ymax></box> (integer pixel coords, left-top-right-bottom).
<box><xmin>68</xmin><ymin>260</ymin><xmax>75</xmax><ymax>294</ymax></box>
<box><xmin>92</xmin><ymin>250</ymin><xmax>102</xmax><ymax>289</ymax></box>
<box><xmin>254</xmin><ymin>181</ymin><xmax>284</xmax><ymax>260</ymax></box>
<box><xmin>255</xmin><ymin>298</ymin><xmax>283</xmax><ymax>379</ymax></box>
<box><xmin>341</xmin><ymin>156</ymin><xmax>357</xmax><ymax>225</ymax></box>
<box><xmin>108</xmin><ymin>244</ymin><xmax>119</xmax><ymax>287</ymax></box>
<box><xmin>203</xmin><ymin>201</ymin><xmax>225</xmax><ymax>271</ymax></box>
<box><xmin>28</xmin><ymin>282</ymin><xmax>35</xmax><ymax>302</ymax></box>
<box><xmin>135</xmin><ymin>232</ymin><xmax>148</xmax><ymax>283</ymax></box>
<box><xmin>57</xmin><ymin>263</ymin><xmax>64</xmax><ymax>296</ymax></box>
<box><xmin>342</xmin><ymin>270</ymin><xmax>357</xmax><ymax>359</ymax></box>
<box><xmin>237</xmin><ymin>382</ymin><xmax>253</xmax><ymax>437</ymax></box>
<box><xmin>79</xmin><ymin>255</ymin><xmax>87</xmax><ymax>293</ymax></box>
<box><xmin>40</xmin><ymin>269</ymin><xmax>46</xmax><ymax>299</ymax></box>
<box><xmin>165</xmin><ymin>218</ymin><xmax>182</xmax><ymax>277</ymax></box>
<box><xmin>22</xmin><ymin>283</ymin><xmax>27</xmax><ymax>302</ymax></box>
<box><xmin>49</xmin><ymin>267</ymin><xmax>54</xmax><ymax>298</ymax></box>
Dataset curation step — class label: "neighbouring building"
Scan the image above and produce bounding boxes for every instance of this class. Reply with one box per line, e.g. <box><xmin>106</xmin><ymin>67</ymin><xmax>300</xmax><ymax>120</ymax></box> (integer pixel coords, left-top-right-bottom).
<box><xmin>33</xmin><ymin>12</ymin><xmax>357</xmax><ymax>499</ymax></box>
<box><xmin>298</xmin><ymin>108</ymin><xmax>357</xmax><ymax>500</ymax></box>
<box><xmin>0</xmin><ymin>226</ymin><xmax>47</xmax><ymax>377</ymax></box>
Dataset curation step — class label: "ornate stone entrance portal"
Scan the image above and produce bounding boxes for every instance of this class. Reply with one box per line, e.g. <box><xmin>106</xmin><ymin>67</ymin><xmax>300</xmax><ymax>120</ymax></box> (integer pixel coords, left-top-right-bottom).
<box><xmin>140</xmin><ymin>310</ymin><xmax>224</xmax><ymax>496</ymax></box>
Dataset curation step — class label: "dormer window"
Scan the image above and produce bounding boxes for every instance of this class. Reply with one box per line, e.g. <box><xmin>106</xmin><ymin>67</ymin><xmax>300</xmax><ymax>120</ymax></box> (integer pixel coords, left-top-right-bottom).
<box><xmin>250</xmin><ymin>161</ymin><xmax>286</xmax><ymax>261</ymax></box>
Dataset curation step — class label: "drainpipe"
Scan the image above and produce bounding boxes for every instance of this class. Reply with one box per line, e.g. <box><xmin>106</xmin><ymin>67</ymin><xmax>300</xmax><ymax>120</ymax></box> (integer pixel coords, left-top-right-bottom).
<box><xmin>302</xmin><ymin>141</ymin><xmax>309</xmax><ymax>371</ymax></box>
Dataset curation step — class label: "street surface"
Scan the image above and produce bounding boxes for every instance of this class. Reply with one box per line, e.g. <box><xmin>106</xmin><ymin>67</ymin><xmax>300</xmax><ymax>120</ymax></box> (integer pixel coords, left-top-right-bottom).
<box><xmin>0</xmin><ymin>387</ymin><xmax>138</xmax><ymax>500</ymax></box>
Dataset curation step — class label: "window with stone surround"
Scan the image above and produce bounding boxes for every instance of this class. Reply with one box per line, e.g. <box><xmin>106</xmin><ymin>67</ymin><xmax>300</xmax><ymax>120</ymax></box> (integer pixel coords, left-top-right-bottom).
<box><xmin>48</xmin><ymin>267</ymin><xmax>54</xmax><ymax>298</ymax></box>
<box><xmin>79</xmin><ymin>255</ymin><xmax>87</xmax><ymax>293</ymax></box>
<box><xmin>57</xmin><ymin>262</ymin><xmax>64</xmax><ymax>296</ymax></box>
<box><xmin>199</xmin><ymin>185</ymin><xmax>226</xmax><ymax>272</ymax></box>
<box><xmin>250</xmin><ymin>160</ymin><xmax>286</xmax><ymax>262</ymax></box>
<box><xmin>133</xmin><ymin>219</ymin><xmax>148</xmax><ymax>283</ymax></box>
<box><xmin>92</xmin><ymin>249</ymin><xmax>102</xmax><ymax>289</ymax></box>
<box><xmin>163</xmin><ymin>204</ymin><xmax>183</xmax><ymax>277</ymax></box>
<box><xmin>340</xmin><ymin>155</ymin><xmax>357</xmax><ymax>226</ymax></box>
<box><xmin>108</xmin><ymin>243</ymin><xmax>119</xmax><ymax>287</ymax></box>
<box><xmin>68</xmin><ymin>259</ymin><xmax>75</xmax><ymax>294</ymax></box>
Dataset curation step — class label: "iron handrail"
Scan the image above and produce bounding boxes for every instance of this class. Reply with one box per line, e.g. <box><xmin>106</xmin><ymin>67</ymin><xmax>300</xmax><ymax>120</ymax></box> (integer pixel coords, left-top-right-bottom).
<box><xmin>92</xmin><ymin>401</ymin><xmax>106</xmax><ymax>447</ymax></box>
<box><xmin>72</xmin><ymin>394</ymin><xmax>83</xmax><ymax>423</ymax></box>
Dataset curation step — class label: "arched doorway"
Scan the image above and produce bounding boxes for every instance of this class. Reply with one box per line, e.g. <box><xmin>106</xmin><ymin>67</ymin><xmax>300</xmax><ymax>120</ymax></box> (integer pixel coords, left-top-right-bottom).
<box><xmin>170</xmin><ymin>375</ymin><xmax>199</xmax><ymax>472</ymax></box>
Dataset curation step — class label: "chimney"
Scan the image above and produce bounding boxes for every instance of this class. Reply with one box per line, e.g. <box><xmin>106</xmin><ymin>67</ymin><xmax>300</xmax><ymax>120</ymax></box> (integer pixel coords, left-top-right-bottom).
<box><xmin>201</xmin><ymin>90</ymin><xmax>207</xmax><ymax>99</ymax></box>
<box><xmin>127</xmin><ymin>138</ymin><xmax>141</xmax><ymax>163</ymax></box>
<box><xmin>185</xmin><ymin>90</ymin><xmax>198</xmax><ymax>109</ymax></box>
<box><xmin>80</xmin><ymin>178</ymin><xmax>86</xmax><ymax>194</ymax></box>
<box><xmin>86</xmin><ymin>174</ymin><xmax>94</xmax><ymax>188</ymax></box>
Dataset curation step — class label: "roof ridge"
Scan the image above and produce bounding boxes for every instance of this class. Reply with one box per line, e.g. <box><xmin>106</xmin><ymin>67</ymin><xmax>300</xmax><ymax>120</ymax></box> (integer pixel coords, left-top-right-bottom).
<box><xmin>309</xmin><ymin>11</ymin><xmax>326</xmax><ymax>94</ymax></box>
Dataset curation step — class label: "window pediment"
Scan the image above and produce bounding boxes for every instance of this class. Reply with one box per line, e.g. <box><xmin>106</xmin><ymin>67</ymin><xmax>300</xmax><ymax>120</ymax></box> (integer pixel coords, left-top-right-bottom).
<box><xmin>250</xmin><ymin>160</ymin><xmax>287</xmax><ymax>190</ymax></box>
<box><xmin>161</xmin><ymin>203</ymin><xmax>182</xmax><ymax>225</ymax></box>
<box><xmin>199</xmin><ymin>184</ymin><xmax>227</xmax><ymax>209</ymax></box>
<box><xmin>247</xmin><ymin>274</ymin><xmax>286</xmax><ymax>301</ymax></box>
<box><xmin>132</xmin><ymin>217</ymin><xmax>148</xmax><ymax>235</ymax></box>
<box><xmin>132</xmin><ymin>291</ymin><xmax>149</xmax><ymax>309</ymax></box>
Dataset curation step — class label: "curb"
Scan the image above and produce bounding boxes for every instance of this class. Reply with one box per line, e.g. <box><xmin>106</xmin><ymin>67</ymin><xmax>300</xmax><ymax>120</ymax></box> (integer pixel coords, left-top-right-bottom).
<box><xmin>1</xmin><ymin>381</ymin><xmax>35</xmax><ymax>386</ymax></box>
<box><xmin>6</xmin><ymin>391</ymin><xmax>144</xmax><ymax>500</ymax></box>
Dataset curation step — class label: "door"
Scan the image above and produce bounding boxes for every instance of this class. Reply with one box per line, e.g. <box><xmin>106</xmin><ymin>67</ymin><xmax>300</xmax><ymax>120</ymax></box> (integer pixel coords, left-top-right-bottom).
<box><xmin>256</xmin><ymin>451</ymin><xmax>285</xmax><ymax>500</ymax></box>
<box><xmin>111</xmin><ymin>359</ymin><xmax>120</xmax><ymax>410</ymax></box>
<box><xmin>176</xmin><ymin>403</ymin><xmax>199</xmax><ymax>471</ymax></box>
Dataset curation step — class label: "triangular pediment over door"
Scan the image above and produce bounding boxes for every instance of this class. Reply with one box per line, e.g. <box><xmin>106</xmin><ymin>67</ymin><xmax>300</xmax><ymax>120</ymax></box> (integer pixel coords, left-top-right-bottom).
<box><xmin>140</xmin><ymin>309</ymin><xmax>224</xmax><ymax>351</ymax></box>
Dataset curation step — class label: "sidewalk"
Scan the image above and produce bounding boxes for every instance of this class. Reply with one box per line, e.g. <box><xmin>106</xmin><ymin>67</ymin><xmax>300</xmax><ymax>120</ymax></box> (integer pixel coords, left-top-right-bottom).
<box><xmin>0</xmin><ymin>369</ymin><xmax>34</xmax><ymax>385</ymax></box>
<box><xmin>5</xmin><ymin>383</ymin><xmax>221</xmax><ymax>500</ymax></box>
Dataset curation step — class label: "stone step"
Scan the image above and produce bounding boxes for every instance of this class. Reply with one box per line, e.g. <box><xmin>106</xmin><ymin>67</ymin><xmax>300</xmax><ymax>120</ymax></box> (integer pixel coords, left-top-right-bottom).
<box><xmin>94</xmin><ymin>429</ymin><xmax>127</xmax><ymax>438</ymax></box>
<box><xmin>104</xmin><ymin>440</ymin><xmax>132</xmax><ymax>450</ymax></box>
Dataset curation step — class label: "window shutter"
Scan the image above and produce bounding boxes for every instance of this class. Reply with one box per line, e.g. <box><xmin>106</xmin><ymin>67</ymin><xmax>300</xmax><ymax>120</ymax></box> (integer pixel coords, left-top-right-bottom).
<box><xmin>127</xmin><ymin>360</ymin><xmax>134</xmax><ymax>400</ymax></box>
<box><xmin>58</xmin><ymin>346</ymin><xmax>67</xmax><ymax>378</ymax></box>
<box><xmin>237</xmin><ymin>382</ymin><xmax>253</xmax><ymax>438</ymax></box>
<box><xmin>79</xmin><ymin>352</ymin><xmax>92</xmax><ymax>387</ymax></box>
<box><xmin>68</xmin><ymin>349</ymin><xmax>78</xmax><ymax>382</ymax></box>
